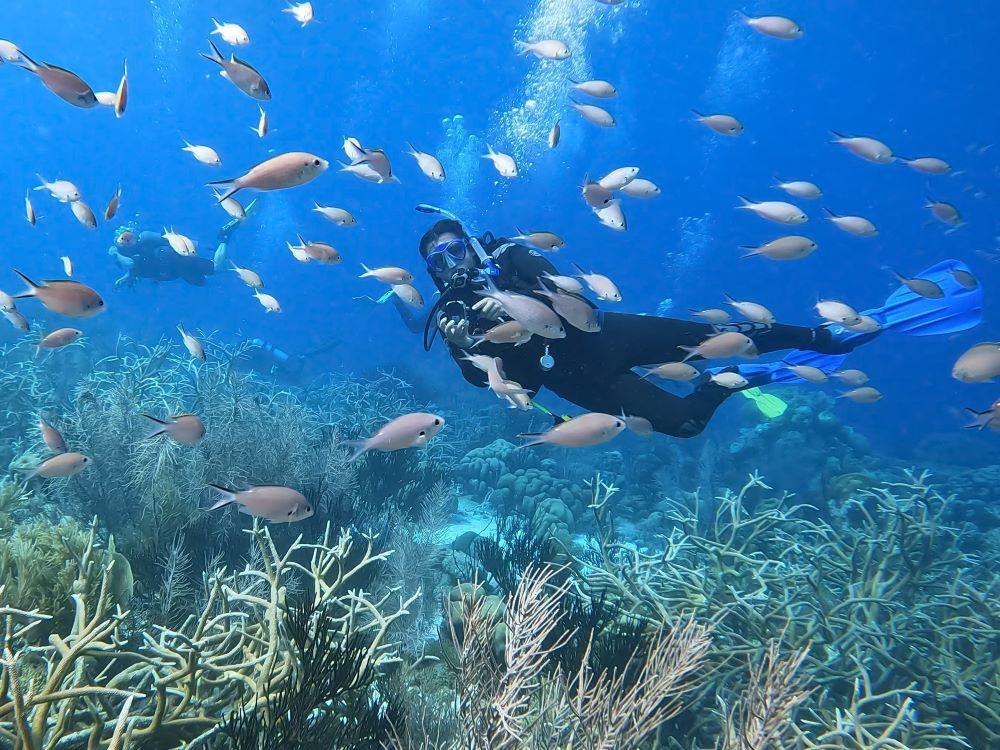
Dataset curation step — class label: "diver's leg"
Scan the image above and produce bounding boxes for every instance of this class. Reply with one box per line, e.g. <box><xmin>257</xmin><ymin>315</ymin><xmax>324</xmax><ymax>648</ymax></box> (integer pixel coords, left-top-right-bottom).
<box><xmin>213</xmin><ymin>242</ymin><xmax>228</xmax><ymax>273</ymax></box>
<box><xmin>600</xmin><ymin>312</ymin><xmax>853</xmax><ymax>369</ymax></box>
<box><xmin>213</xmin><ymin>197</ymin><xmax>259</xmax><ymax>273</ymax></box>
<box><xmin>549</xmin><ymin>372</ymin><xmax>731</xmax><ymax>438</ymax></box>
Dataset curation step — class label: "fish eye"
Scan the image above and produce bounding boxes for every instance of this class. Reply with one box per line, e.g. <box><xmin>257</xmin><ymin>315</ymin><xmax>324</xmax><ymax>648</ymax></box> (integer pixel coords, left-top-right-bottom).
<box><xmin>313</xmin><ymin>159</ymin><xmax>321</xmax><ymax>166</ymax></box>
<box><xmin>434</xmin><ymin>418</ymin><xmax>442</xmax><ymax>425</ymax></box>
<box><xmin>418</xmin><ymin>430</ymin><xmax>426</xmax><ymax>436</ymax></box>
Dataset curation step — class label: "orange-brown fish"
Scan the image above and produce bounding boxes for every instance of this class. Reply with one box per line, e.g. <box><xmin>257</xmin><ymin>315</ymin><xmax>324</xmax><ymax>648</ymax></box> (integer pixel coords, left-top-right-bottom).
<box><xmin>114</xmin><ymin>59</ymin><xmax>128</xmax><ymax>118</ymax></box>
<box><xmin>143</xmin><ymin>413</ymin><xmax>206</xmax><ymax>444</ymax></box>
<box><xmin>104</xmin><ymin>185</ymin><xmax>122</xmax><ymax>221</ymax></box>
<box><xmin>343</xmin><ymin>412</ymin><xmax>445</xmax><ymax>461</ymax></box>
<box><xmin>19</xmin><ymin>52</ymin><xmax>98</xmax><ymax>108</ymax></box>
<box><xmin>37</xmin><ymin>327</ymin><xmax>82</xmax><ymax>355</ymax></box>
<box><xmin>208</xmin><ymin>151</ymin><xmax>328</xmax><ymax>201</ymax></box>
<box><xmin>519</xmin><ymin>412</ymin><xmax>625</xmax><ymax>448</ymax></box>
<box><xmin>209</xmin><ymin>484</ymin><xmax>312</xmax><ymax>523</ymax></box>
<box><xmin>21</xmin><ymin>452</ymin><xmax>90</xmax><ymax>479</ymax></box>
<box><xmin>12</xmin><ymin>270</ymin><xmax>104</xmax><ymax>317</ymax></box>
<box><xmin>39</xmin><ymin>414</ymin><xmax>66</xmax><ymax>453</ymax></box>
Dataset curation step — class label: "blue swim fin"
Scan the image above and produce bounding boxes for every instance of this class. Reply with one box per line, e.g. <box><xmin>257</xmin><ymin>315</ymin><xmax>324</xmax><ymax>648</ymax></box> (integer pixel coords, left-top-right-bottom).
<box><xmin>861</xmin><ymin>258</ymin><xmax>982</xmax><ymax>336</ymax></box>
<box><xmin>710</xmin><ymin>259</ymin><xmax>982</xmax><ymax>387</ymax></box>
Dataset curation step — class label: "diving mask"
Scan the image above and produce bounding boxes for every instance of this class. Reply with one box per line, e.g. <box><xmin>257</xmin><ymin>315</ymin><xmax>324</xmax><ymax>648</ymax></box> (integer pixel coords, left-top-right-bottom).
<box><xmin>425</xmin><ymin>238</ymin><xmax>470</xmax><ymax>273</ymax></box>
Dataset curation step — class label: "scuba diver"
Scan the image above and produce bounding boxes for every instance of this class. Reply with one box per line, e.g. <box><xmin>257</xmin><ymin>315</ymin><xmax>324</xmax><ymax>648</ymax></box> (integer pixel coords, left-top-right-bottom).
<box><xmin>410</xmin><ymin>204</ymin><xmax>982</xmax><ymax>438</ymax></box>
<box><xmin>108</xmin><ymin>200</ymin><xmax>259</xmax><ymax>288</ymax></box>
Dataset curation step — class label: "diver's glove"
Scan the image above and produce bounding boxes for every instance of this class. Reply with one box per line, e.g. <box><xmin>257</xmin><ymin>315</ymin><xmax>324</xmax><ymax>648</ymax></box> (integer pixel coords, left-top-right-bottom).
<box><xmin>439</xmin><ymin>316</ymin><xmax>475</xmax><ymax>348</ymax></box>
<box><xmin>472</xmin><ymin>298</ymin><xmax>504</xmax><ymax>320</ymax></box>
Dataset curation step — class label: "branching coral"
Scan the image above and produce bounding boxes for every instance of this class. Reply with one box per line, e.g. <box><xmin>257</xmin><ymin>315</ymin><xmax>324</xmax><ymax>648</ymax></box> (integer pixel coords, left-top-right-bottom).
<box><xmin>0</xmin><ymin>519</ymin><xmax>415</xmax><ymax>749</ymax></box>
<box><xmin>550</xmin><ymin>469</ymin><xmax>985</xmax><ymax>748</ymax></box>
<box><xmin>391</xmin><ymin>565</ymin><xmax>713</xmax><ymax>750</ymax></box>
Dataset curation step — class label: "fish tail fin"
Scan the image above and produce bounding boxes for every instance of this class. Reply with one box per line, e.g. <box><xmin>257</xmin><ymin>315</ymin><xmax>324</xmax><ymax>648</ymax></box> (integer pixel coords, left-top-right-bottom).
<box><xmin>679</xmin><ymin>345</ymin><xmax>698</xmax><ymax>362</ymax></box>
<box><xmin>736</xmin><ymin>195</ymin><xmax>752</xmax><ymax>207</ymax></box>
<box><xmin>11</xmin><ymin>269</ymin><xmax>38</xmax><ymax>299</ymax></box>
<box><xmin>515</xmin><ymin>41</ymin><xmax>531</xmax><ymax>55</ymax></box>
<box><xmin>141</xmin><ymin>414</ymin><xmax>170</xmax><ymax>439</ymax></box>
<box><xmin>963</xmin><ymin>407</ymin><xmax>991</xmax><ymax>430</ymax></box>
<box><xmin>822</xmin><ymin>207</ymin><xmax>838</xmax><ymax>218</ymax></box>
<box><xmin>829</xmin><ymin>130</ymin><xmax>847</xmax><ymax>142</ymax></box>
<box><xmin>739</xmin><ymin>246</ymin><xmax>761</xmax><ymax>258</ymax></box>
<box><xmin>17</xmin><ymin>50</ymin><xmax>39</xmax><ymax>73</ymax></box>
<box><xmin>205</xmin><ymin>180</ymin><xmax>238</xmax><ymax>202</ymax></box>
<box><xmin>571</xmin><ymin>262</ymin><xmax>587</xmax><ymax>276</ymax></box>
<box><xmin>340</xmin><ymin>439</ymin><xmax>370</xmax><ymax>462</ymax></box>
<box><xmin>515</xmin><ymin>432</ymin><xmax>544</xmax><ymax>449</ymax></box>
<box><xmin>359</xmin><ymin>263</ymin><xmax>372</xmax><ymax>277</ymax></box>
<box><xmin>208</xmin><ymin>483</ymin><xmax>237</xmax><ymax>510</ymax></box>
<box><xmin>176</xmin><ymin>322</ymin><xmax>188</xmax><ymax>337</ymax></box>
<box><xmin>13</xmin><ymin>465</ymin><xmax>38</xmax><ymax>480</ymax></box>
<box><xmin>690</xmin><ymin>108</ymin><xmax>705</xmax><ymax>119</ymax></box>
<box><xmin>33</xmin><ymin>174</ymin><xmax>48</xmax><ymax>191</ymax></box>
<box><xmin>201</xmin><ymin>39</ymin><xmax>225</xmax><ymax>63</ymax></box>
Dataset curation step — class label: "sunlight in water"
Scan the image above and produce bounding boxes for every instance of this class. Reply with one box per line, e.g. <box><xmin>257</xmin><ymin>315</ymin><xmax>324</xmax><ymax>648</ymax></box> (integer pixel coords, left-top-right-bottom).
<box><xmin>674</xmin><ymin>15</ymin><xmax>772</xmax><ymax>270</ymax></box>
<box><xmin>487</xmin><ymin>0</ymin><xmax>635</xmax><ymax>180</ymax></box>
<box><xmin>436</xmin><ymin>114</ymin><xmax>483</xmax><ymax>231</ymax></box>
<box><xmin>150</xmin><ymin>0</ymin><xmax>192</xmax><ymax>98</ymax></box>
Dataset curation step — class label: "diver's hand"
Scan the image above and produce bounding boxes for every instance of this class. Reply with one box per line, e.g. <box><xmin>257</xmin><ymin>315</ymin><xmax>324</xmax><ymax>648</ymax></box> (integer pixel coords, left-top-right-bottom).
<box><xmin>472</xmin><ymin>298</ymin><xmax>504</xmax><ymax>320</ymax></box>
<box><xmin>439</xmin><ymin>316</ymin><xmax>475</xmax><ymax>348</ymax></box>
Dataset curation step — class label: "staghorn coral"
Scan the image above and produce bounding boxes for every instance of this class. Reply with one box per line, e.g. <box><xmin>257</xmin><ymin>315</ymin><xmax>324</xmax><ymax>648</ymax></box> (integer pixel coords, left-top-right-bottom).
<box><xmin>0</xmin><ymin>516</ymin><xmax>131</xmax><ymax>639</ymax></box>
<box><xmin>550</xmin><ymin>470</ymin><xmax>985</xmax><ymax>748</ymax></box>
<box><xmin>0</xmin><ymin>519</ymin><xmax>416</xmax><ymax>749</ymax></box>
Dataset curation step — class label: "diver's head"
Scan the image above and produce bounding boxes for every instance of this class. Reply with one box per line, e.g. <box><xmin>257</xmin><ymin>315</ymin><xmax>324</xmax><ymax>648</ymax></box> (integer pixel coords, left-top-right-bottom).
<box><xmin>115</xmin><ymin>228</ymin><xmax>137</xmax><ymax>248</ymax></box>
<box><xmin>419</xmin><ymin>219</ymin><xmax>477</xmax><ymax>286</ymax></box>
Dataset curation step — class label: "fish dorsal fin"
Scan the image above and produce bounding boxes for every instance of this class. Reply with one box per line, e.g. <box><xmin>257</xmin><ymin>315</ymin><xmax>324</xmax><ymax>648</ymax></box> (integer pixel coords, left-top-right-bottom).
<box><xmin>230</xmin><ymin>54</ymin><xmax>260</xmax><ymax>74</ymax></box>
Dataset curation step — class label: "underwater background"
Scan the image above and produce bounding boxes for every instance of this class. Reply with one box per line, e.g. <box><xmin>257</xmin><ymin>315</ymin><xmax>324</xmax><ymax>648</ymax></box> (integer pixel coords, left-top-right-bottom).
<box><xmin>1</xmin><ymin>0</ymin><xmax>1000</xmax><ymax>748</ymax></box>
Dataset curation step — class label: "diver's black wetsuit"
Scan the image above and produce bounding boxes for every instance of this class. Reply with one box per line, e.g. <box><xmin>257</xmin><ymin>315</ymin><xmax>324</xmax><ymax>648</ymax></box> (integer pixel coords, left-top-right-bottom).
<box><xmin>427</xmin><ymin>236</ymin><xmax>852</xmax><ymax>438</ymax></box>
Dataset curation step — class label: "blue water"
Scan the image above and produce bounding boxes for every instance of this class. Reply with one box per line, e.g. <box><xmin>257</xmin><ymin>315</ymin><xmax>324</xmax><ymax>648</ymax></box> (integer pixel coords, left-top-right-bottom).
<box><xmin>1</xmin><ymin>0</ymin><xmax>997</xmax><ymax>457</ymax></box>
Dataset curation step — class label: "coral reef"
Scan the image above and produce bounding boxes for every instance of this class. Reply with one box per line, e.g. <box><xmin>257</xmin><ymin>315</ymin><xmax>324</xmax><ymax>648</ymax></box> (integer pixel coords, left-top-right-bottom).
<box><xmin>0</xmin><ymin>336</ymin><xmax>456</xmax><ymax>600</ymax></box>
<box><xmin>0</xmin><ymin>516</ymin><xmax>131</xmax><ymax>639</ymax></box>
<box><xmin>554</xmin><ymin>470</ymin><xmax>994</xmax><ymax>747</ymax></box>
<box><xmin>723</xmin><ymin>389</ymin><xmax>874</xmax><ymax>495</ymax></box>
<box><xmin>0</xmin><ymin>520</ymin><xmax>413</xmax><ymax>749</ymax></box>
<box><xmin>455</xmin><ymin>439</ymin><xmax>588</xmax><ymax>519</ymax></box>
